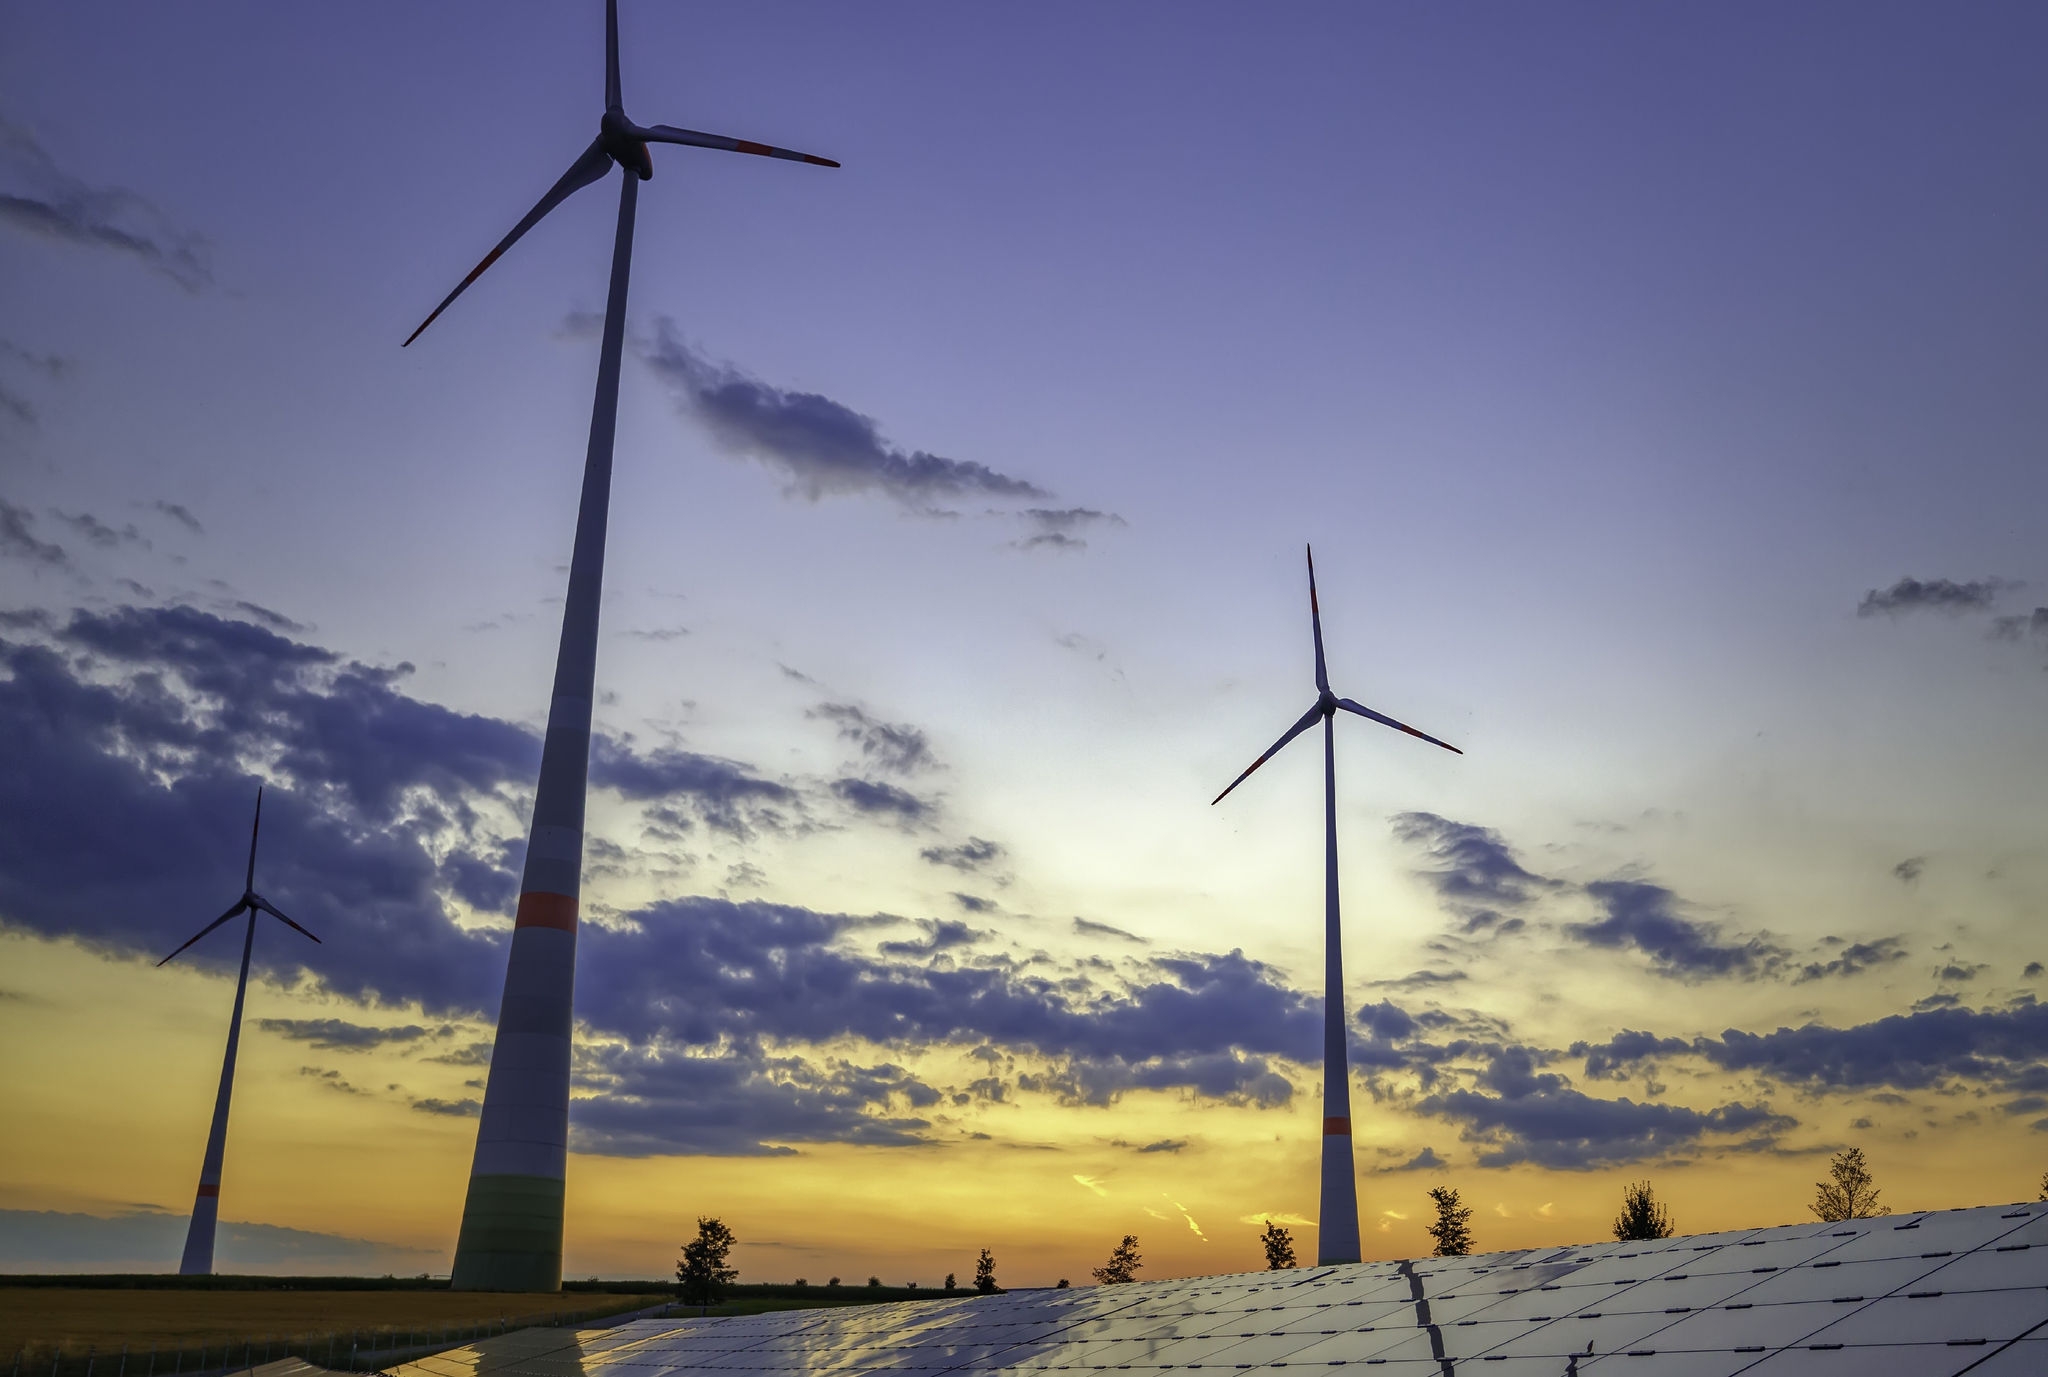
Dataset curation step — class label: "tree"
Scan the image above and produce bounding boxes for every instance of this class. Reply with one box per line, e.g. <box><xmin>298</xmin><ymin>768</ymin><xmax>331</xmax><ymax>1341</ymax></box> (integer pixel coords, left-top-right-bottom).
<box><xmin>2038</xmin><ymin>1170</ymin><xmax>2047</xmax><ymax>1202</ymax></box>
<box><xmin>1261</xmin><ymin>1222</ymin><xmax>1296</xmax><ymax>1270</ymax></box>
<box><xmin>675</xmin><ymin>1217</ymin><xmax>739</xmax><ymax>1308</ymax></box>
<box><xmin>1612</xmin><ymin>1181</ymin><xmax>1675</xmax><ymax>1241</ymax></box>
<box><xmin>1092</xmin><ymin>1234</ymin><xmax>1143</xmax><ymax>1284</ymax></box>
<box><xmin>1811</xmin><ymin>1147</ymin><xmax>1891</xmax><ymax>1222</ymax></box>
<box><xmin>944</xmin><ymin>1272</ymin><xmax>956</xmax><ymax>1291</ymax></box>
<box><xmin>975</xmin><ymin>1248</ymin><xmax>999</xmax><ymax>1294</ymax></box>
<box><xmin>1055</xmin><ymin>1278</ymin><xmax>1070</xmax><ymax>1289</ymax></box>
<box><xmin>1426</xmin><ymin>1187</ymin><xmax>1474</xmax><ymax>1257</ymax></box>
<box><xmin>867</xmin><ymin>1276</ymin><xmax>882</xmax><ymax>1288</ymax></box>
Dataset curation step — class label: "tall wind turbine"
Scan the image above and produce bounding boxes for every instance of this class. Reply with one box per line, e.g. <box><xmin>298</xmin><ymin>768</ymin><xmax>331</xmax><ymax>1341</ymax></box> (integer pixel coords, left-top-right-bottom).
<box><xmin>1212</xmin><ymin>548</ymin><xmax>1460</xmax><ymax>1265</ymax></box>
<box><xmin>159</xmin><ymin>787</ymin><xmax>320</xmax><ymax>1275</ymax></box>
<box><xmin>403</xmin><ymin>0</ymin><xmax>836</xmax><ymax>1292</ymax></box>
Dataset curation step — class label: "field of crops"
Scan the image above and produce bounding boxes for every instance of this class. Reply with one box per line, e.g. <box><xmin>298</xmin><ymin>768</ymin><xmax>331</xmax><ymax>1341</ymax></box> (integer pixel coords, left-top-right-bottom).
<box><xmin>0</xmin><ymin>1290</ymin><xmax>667</xmax><ymax>1372</ymax></box>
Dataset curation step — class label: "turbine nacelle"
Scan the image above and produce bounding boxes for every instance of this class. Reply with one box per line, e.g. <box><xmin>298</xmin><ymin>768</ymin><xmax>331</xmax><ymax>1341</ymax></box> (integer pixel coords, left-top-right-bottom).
<box><xmin>599</xmin><ymin>110</ymin><xmax>654</xmax><ymax>180</ymax></box>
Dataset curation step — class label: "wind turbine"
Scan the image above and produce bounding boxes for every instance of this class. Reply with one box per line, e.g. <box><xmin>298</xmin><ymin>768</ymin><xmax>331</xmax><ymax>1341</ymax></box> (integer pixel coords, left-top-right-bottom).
<box><xmin>1212</xmin><ymin>547</ymin><xmax>1460</xmax><ymax>1265</ymax></box>
<box><xmin>403</xmin><ymin>0</ymin><xmax>836</xmax><ymax>1292</ymax></box>
<box><xmin>159</xmin><ymin>787</ymin><xmax>320</xmax><ymax>1276</ymax></box>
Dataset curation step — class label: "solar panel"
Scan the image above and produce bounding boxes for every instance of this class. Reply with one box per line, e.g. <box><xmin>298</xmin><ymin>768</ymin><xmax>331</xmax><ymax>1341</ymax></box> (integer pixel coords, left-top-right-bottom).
<box><xmin>384</xmin><ymin>1202</ymin><xmax>2048</xmax><ymax>1377</ymax></box>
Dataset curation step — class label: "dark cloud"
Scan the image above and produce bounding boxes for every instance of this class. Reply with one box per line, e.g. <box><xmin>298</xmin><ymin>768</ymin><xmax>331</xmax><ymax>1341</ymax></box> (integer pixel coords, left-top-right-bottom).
<box><xmin>229</xmin><ymin>600</ymin><xmax>307</xmax><ymax>634</ymax></box>
<box><xmin>1572</xmin><ymin>1030</ymin><xmax>1695</xmax><ymax>1079</ymax></box>
<box><xmin>0</xmin><ymin>120</ymin><xmax>212</xmax><ymax>291</ymax></box>
<box><xmin>1074</xmin><ymin>917</ymin><xmax>1148</xmax><ymax>944</ymax></box>
<box><xmin>1990</xmin><ymin>608</ymin><xmax>2048</xmax><ymax>644</ymax></box>
<box><xmin>811</xmin><ymin>702</ymin><xmax>936</xmax><ymax>774</ymax></box>
<box><xmin>879</xmin><ymin>919</ymin><xmax>985</xmax><ymax>957</ymax></box>
<box><xmin>1</xmin><ymin>499</ymin><xmax>68</xmax><ymax>567</ymax></box>
<box><xmin>410</xmin><ymin>1098</ymin><xmax>481</xmax><ymax>1117</ymax></box>
<box><xmin>150</xmin><ymin>500</ymin><xmax>204</xmax><ymax>535</ymax></box>
<box><xmin>1380</xmin><ymin>1146</ymin><xmax>1447</xmax><ymax>1173</ymax></box>
<box><xmin>1013</xmin><ymin>508</ymin><xmax>1125</xmax><ymax>553</ymax></box>
<box><xmin>54</xmin><ymin>510</ymin><xmax>148</xmax><ymax>550</ymax></box>
<box><xmin>1390</xmin><ymin>812</ymin><xmax>1550</xmax><ymax>932</ymax></box>
<box><xmin>2028</xmin><ymin>963</ymin><xmax>2044</xmax><ymax>979</ymax></box>
<box><xmin>1892</xmin><ymin>857</ymin><xmax>1924</xmax><ymax>885</ymax></box>
<box><xmin>589</xmin><ymin>737</ymin><xmax>795</xmax><ymax>838</ymax></box>
<box><xmin>253</xmin><ymin>1018</ymin><xmax>433</xmax><ymax>1051</ymax></box>
<box><xmin>920</xmin><ymin>837</ymin><xmax>1003</xmax><ymax>872</ymax></box>
<box><xmin>1937</xmin><ymin>961</ymin><xmax>1988</xmax><ymax>983</ymax></box>
<box><xmin>1856</xmin><ymin>576</ymin><xmax>2006</xmax><ymax>617</ymax></box>
<box><xmin>952</xmin><ymin>893</ymin><xmax>995</xmax><ymax>914</ymax></box>
<box><xmin>831</xmin><ymin>776</ymin><xmax>933</xmax><ymax>824</ymax></box>
<box><xmin>1419</xmin><ymin>1085</ymin><xmax>1791</xmax><ymax>1170</ymax></box>
<box><xmin>0</xmin><ymin>341</ymin><xmax>68</xmax><ymax>427</ymax></box>
<box><xmin>1568</xmin><ymin>880</ymin><xmax>1786</xmax><ymax>980</ymax></box>
<box><xmin>638</xmin><ymin>321</ymin><xmax>1048</xmax><ymax>507</ymax></box>
<box><xmin>1793</xmin><ymin>937</ymin><xmax>1908</xmax><ymax>984</ymax></box>
<box><xmin>1136</xmin><ymin>1138</ymin><xmax>1187</xmax><ymax>1154</ymax></box>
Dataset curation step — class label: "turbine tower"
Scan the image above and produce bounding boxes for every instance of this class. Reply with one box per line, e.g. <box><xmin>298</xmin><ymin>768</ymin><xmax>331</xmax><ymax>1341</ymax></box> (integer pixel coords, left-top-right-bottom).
<box><xmin>404</xmin><ymin>0</ymin><xmax>836</xmax><ymax>1292</ymax></box>
<box><xmin>1212</xmin><ymin>547</ymin><xmax>1460</xmax><ymax>1265</ymax></box>
<box><xmin>159</xmin><ymin>787</ymin><xmax>320</xmax><ymax>1275</ymax></box>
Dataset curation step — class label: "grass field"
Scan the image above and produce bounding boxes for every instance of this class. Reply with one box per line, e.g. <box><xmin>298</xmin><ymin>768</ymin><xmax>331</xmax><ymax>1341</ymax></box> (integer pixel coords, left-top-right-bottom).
<box><xmin>0</xmin><ymin>1290</ymin><xmax>666</xmax><ymax>1365</ymax></box>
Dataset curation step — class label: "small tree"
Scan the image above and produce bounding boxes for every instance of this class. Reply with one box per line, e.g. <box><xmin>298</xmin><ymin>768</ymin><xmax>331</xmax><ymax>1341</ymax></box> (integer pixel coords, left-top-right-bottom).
<box><xmin>1261</xmin><ymin>1221</ymin><xmax>1296</xmax><ymax>1270</ymax></box>
<box><xmin>675</xmin><ymin>1217</ymin><xmax>739</xmax><ymax>1309</ymax></box>
<box><xmin>1092</xmin><ymin>1234</ymin><xmax>1143</xmax><ymax>1284</ymax></box>
<box><xmin>867</xmin><ymin>1276</ymin><xmax>882</xmax><ymax>1288</ymax></box>
<box><xmin>827</xmin><ymin>1276</ymin><xmax>841</xmax><ymax>1288</ymax></box>
<box><xmin>1055</xmin><ymin>1278</ymin><xmax>1070</xmax><ymax>1289</ymax></box>
<box><xmin>2037</xmin><ymin>1170</ymin><xmax>2046</xmax><ymax>1202</ymax></box>
<box><xmin>1612</xmin><ymin>1180</ymin><xmax>1675</xmax><ymax>1241</ymax></box>
<box><xmin>975</xmin><ymin>1248</ymin><xmax>999</xmax><ymax>1294</ymax></box>
<box><xmin>1426</xmin><ymin>1187</ymin><xmax>1474</xmax><ymax>1257</ymax></box>
<box><xmin>944</xmin><ymin>1272</ymin><xmax>956</xmax><ymax>1291</ymax></box>
<box><xmin>1811</xmin><ymin>1147</ymin><xmax>1891</xmax><ymax>1222</ymax></box>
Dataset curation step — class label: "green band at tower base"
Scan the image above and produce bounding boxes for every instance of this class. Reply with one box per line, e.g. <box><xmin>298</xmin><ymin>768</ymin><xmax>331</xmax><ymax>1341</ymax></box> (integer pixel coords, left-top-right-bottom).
<box><xmin>450</xmin><ymin>1173</ymin><xmax>565</xmax><ymax>1292</ymax></box>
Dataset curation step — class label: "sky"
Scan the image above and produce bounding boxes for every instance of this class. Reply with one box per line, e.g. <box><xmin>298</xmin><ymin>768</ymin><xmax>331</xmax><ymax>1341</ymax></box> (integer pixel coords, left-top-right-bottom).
<box><xmin>3</xmin><ymin>0</ymin><xmax>2047</xmax><ymax>1286</ymax></box>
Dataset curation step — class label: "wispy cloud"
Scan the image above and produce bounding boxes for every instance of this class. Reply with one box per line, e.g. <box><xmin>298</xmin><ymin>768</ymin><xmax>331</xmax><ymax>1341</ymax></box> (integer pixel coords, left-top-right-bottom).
<box><xmin>1857</xmin><ymin>576</ymin><xmax>2008</xmax><ymax>617</ymax></box>
<box><xmin>1012</xmin><ymin>507</ymin><xmax>1126</xmax><ymax>553</ymax></box>
<box><xmin>0</xmin><ymin>120</ymin><xmax>211</xmax><ymax>291</ymax></box>
<box><xmin>638</xmin><ymin>322</ymin><xmax>1049</xmax><ymax>507</ymax></box>
<box><xmin>921</xmin><ymin>837</ymin><xmax>1004</xmax><ymax>872</ymax></box>
<box><xmin>812</xmin><ymin>702</ymin><xmax>937</xmax><ymax>774</ymax></box>
<box><xmin>0</xmin><ymin>500</ymin><xmax>67</xmax><ymax>568</ymax></box>
<box><xmin>1072</xmin><ymin>1174</ymin><xmax>1109</xmax><ymax>1197</ymax></box>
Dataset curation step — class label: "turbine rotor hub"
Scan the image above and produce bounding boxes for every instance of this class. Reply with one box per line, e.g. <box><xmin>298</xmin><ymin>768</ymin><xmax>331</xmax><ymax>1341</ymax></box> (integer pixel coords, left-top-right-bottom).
<box><xmin>1317</xmin><ymin>690</ymin><xmax>1338</xmax><ymax>716</ymax></box>
<box><xmin>599</xmin><ymin>109</ymin><xmax>653</xmax><ymax>181</ymax></box>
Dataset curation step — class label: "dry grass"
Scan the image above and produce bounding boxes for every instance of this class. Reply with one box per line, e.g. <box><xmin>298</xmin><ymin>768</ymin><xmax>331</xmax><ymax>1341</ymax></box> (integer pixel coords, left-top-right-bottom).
<box><xmin>0</xmin><ymin>1291</ymin><xmax>666</xmax><ymax>1364</ymax></box>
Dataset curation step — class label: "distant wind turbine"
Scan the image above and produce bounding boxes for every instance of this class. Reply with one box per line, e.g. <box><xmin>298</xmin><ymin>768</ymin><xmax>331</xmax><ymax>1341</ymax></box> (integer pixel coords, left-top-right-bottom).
<box><xmin>1212</xmin><ymin>547</ymin><xmax>1460</xmax><ymax>1265</ymax></box>
<box><xmin>159</xmin><ymin>787</ymin><xmax>320</xmax><ymax>1276</ymax></box>
<box><xmin>403</xmin><ymin>0</ymin><xmax>836</xmax><ymax>1292</ymax></box>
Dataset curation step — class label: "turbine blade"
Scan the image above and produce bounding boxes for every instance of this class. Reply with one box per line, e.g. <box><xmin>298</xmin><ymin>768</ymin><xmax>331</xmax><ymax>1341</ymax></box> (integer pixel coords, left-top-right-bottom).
<box><xmin>1307</xmin><ymin>545</ymin><xmax>1329</xmax><ymax>694</ymax></box>
<box><xmin>245</xmin><ymin>785</ymin><xmax>263</xmax><ymax>892</ymax></box>
<box><xmin>157</xmin><ymin>899</ymin><xmax>250</xmax><ymax>967</ymax></box>
<box><xmin>1336</xmin><ymin>697</ymin><xmax>1462</xmax><ymax>755</ymax></box>
<box><xmin>640</xmin><ymin>124</ymin><xmax>840</xmax><ymax>168</ymax></box>
<box><xmin>605</xmin><ymin>0</ymin><xmax>621</xmax><ymax>109</ymax></box>
<box><xmin>403</xmin><ymin>138</ymin><xmax>614</xmax><ymax>346</ymax></box>
<box><xmin>1212</xmin><ymin>703</ymin><xmax>1324</xmax><ymax>805</ymax></box>
<box><xmin>253</xmin><ymin>896</ymin><xmax>321</xmax><ymax>945</ymax></box>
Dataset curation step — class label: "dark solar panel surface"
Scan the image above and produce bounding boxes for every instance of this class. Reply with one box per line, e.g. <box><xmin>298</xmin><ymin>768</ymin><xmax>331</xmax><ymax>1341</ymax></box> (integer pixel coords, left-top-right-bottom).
<box><xmin>387</xmin><ymin>1201</ymin><xmax>2048</xmax><ymax>1377</ymax></box>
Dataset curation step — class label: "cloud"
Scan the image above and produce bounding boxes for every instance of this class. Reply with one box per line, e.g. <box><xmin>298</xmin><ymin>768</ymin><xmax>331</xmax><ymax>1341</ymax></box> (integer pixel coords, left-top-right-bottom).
<box><xmin>1072</xmin><ymin>1175</ymin><xmax>1109</xmax><ymax>1197</ymax></box>
<box><xmin>952</xmin><ymin>892</ymin><xmax>995</xmax><ymax>914</ymax></box>
<box><xmin>0</xmin><ymin>341</ymin><xmax>69</xmax><ymax>427</ymax></box>
<box><xmin>1892</xmin><ymin>857</ymin><xmax>1925</xmax><ymax>884</ymax></box>
<box><xmin>920</xmin><ymin>837</ymin><xmax>1004</xmax><ymax>872</ymax></box>
<box><xmin>1380</xmin><ymin>1146</ymin><xmax>1447</xmax><ymax>1173</ymax></box>
<box><xmin>1074</xmin><ymin>917</ymin><xmax>1148</xmax><ymax>944</ymax></box>
<box><xmin>878</xmin><ymin>919</ymin><xmax>985</xmax><ymax>957</ymax></box>
<box><xmin>253</xmin><ymin>1018</ymin><xmax>433</xmax><ymax>1051</ymax></box>
<box><xmin>1572</xmin><ymin>1030</ymin><xmax>1695</xmax><ymax>1079</ymax></box>
<box><xmin>589</xmin><ymin>736</ymin><xmax>796</xmax><ymax>838</ymax></box>
<box><xmin>1417</xmin><ymin>1047</ymin><xmax>1793</xmax><ymax>1170</ymax></box>
<box><xmin>1568</xmin><ymin>880</ymin><xmax>1787</xmax><ymax>980</ymax></box>
<box><xmin>1857</xmin><ymin>576</ymin><xmax>2007</xmax><ymax>617</ymax></box>
<box><xmin>638</xmin><ymin>322</ymin><xmax>1049</xmax><ymax>506</ymax></box>
<box><xmin>831</xmin><ymin>776</ymin><xmax>933</xmax><ymax>824</ymax></box>
<box><xmin>0</xmin><ymin>120</ymin><xmax>212</xmax><ymax>291</ymax></box>
<box><xmin>54</xmin><ymin>510</ymin><xmax>148</xmax><ymax>551</ymax></box>
<box><xmin>0</xmin><ymin>499</ymin><xmax>68</xmax><ymax>567</ymax></box>
<box><xmin>150</xmin><ymin>500</ymin><xmax>204</xmax><ymax>535</ymax></box>
<box><xmin>229</xmin><ymin>599</ymin><xmax>307</xmax><ymax>634</ymax></box>
<box><xmin>410</xmin><ymin>1097</ymin><xmax>481</xmax><ymax>1117</ymax></box>
<box><xmin>1391</xmin><ymin>812</ymin><xmax>1550</xmax><ymax>932</ymax></box>
<box><xmin>1012</xmin><ymin>508</ymin><xmax>1125</xmax><ymax>553</ymax></box>
<box><xmin>811</xmin><ymin>703</ymin><xmax>936</xmax><ymax>774</ymax></box>
<box><xmin>1793</xmin><ymin>936</ymin><xmax>1909</xmax><ymax>984</ymax></box>
<box><xmin>1137</xmin><ymin>1139</ymin><xmax>1187</xmax><ymax>1154</ymax></box>
<box><xmin>1990</xmin><ymin>608</ymin><xmax>2048</xmax><ymax>645</ymax></box>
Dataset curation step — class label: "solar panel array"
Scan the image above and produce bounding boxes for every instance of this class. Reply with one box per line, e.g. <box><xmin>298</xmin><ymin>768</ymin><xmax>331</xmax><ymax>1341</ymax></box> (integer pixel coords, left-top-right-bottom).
<box><xmin>389</xmin><ymin>1201</ymin><xmax>2048</xmax><ymax>1377</ymax></box>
